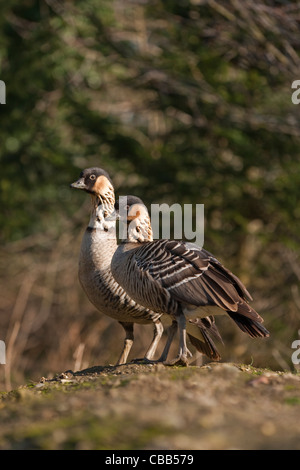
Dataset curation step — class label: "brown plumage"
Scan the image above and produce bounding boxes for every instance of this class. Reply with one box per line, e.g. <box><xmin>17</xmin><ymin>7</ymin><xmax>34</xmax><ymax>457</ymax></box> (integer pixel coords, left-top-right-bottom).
<box><xmin>71</xmin><ymin>170</ymin><xmax>224</xmax><ymax>365</ymax></box>
<box><xmin>111</xmin><ymin>200</ymin><xmax>269</xmax><ymax>365</ymax></box>
<box><xmin>70</xmin><ymin>168</ymin><xmax>165</xmax><ymax>365</ymax></box>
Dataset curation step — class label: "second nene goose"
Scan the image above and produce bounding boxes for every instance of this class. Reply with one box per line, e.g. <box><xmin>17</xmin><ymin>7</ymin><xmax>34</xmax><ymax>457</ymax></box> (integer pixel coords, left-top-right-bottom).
<box><xmin>111</xmin><ymin>198</ymin><xmax>270</xmax><ymax>366</ymax></box>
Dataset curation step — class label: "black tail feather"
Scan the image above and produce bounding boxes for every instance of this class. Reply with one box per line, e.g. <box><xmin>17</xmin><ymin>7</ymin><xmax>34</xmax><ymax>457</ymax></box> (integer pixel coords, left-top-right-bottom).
<box><xmin>188</xmin><ymin>333</ymin><xmax>221</xmax><ymax>361</ymax></box>
<box><xmin>187</xmin><ymin>316</ymin><xmax>222</xmax><ymax>361</ymax></box>
<box><xmin>199</xmin><ymin>316</ymin><xmax>224</xmax><ymax>344</ymax></box>
<box><xmin>227</xmin><ymin>312</ymin><xmax>270</xmax><ymax>338</ymax></box>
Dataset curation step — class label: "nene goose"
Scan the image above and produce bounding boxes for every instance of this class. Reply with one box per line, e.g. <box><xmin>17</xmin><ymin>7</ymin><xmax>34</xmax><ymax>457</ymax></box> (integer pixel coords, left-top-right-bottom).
<box><xmin>71</xmin><ymin>167</ymin><xmax>223</xmax><ymax>365</ymax></box>
<box><xmin>111</xmin><ymin>198</ymin><xmax>270</xmax><ymax>366</ymax></box>
<box><xmin>70</xmin><ymin>167</ymin><xmax>164</xmax><ymax>365</ymax></box>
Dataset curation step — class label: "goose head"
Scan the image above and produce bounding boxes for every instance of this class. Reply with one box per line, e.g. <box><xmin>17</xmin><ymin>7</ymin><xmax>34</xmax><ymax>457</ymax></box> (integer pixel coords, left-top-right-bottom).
<box><xmin>115</xmin><ymin>195</ymin><xmax>153</xmax><ymax>243</ymax></box>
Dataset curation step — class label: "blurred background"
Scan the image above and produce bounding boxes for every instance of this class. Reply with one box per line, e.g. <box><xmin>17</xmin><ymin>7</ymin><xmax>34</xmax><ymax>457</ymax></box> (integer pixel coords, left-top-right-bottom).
<box><xmin>0</xmin><ymin>0</ymin><xmax>300</xmax><ymax>390</ymax></box>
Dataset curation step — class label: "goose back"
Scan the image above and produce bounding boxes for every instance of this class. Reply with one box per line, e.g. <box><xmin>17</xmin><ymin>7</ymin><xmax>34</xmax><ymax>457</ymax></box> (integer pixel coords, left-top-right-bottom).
<box><xmin>111</xmin><ymin>238</ymin><xmax>269</xmax><ymax>338</ymax></box>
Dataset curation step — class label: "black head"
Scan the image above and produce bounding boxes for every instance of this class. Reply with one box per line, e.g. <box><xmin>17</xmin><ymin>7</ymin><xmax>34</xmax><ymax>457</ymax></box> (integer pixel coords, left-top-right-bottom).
<box><xmin>70</xmin><ymin>167</ymin><xmax>114</xmax><ymax>196</ymax></box>
<box><xmin>114</xmin><ymin>195</ymin><xmax>150</xmax><ymax>227</ymax></box>
<box><xmin>114</xmin><ymin>195</ymin><xmax>144</xmax><ymax>213</ymax></box>
<box><xmin>115</xmin><ymin>195</ymin><xmax>152</xmax><ymax>242</ymax></box>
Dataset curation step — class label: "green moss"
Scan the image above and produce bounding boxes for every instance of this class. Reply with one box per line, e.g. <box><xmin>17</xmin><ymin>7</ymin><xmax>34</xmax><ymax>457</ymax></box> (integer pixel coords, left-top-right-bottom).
<box><xmin>284</xmin><ymin>384</ymin><xmax>298</xmax><ymax>391</ymax></box>
<box><xmin>168</xmin><ymin>366</ymin><xmax>200</xmax><ymax>381</ymax></box>
<box><xmin>239</xmin><ymin>364</ymin><xmax>274</xmax><ymax>376</ymax></box>
<box><xmin>284</xmin><ymin>397</ymin><xmax>300</xmax><ymax>406</ymax></box>
<box><xmin>2</xmin><ymin>363</ymin><xmax>300</xmax><ymax>450</ymax></box>
<box><xmin>2</xmin><ymin>411</ymin><xmax>174</xmax><ymax>450</ymax></box>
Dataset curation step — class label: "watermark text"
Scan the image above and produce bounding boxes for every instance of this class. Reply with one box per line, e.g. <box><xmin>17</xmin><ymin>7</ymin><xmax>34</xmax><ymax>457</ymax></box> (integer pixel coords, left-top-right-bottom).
<box><xmin>0</xmin><ymin>80</ymin><xmax>5</xmax><ymax>104</ymax></box>
<box><xmin>291</xmin><ymin>339</ymin><xmax>300</xmax><ymax>365</ymax></box>
<box><xmin>0</xmin><ymin>341</ymin><xmax>6</xmax><ymax>365</ymax></box>
<box><xmin>116</xmin><ymin>197</ymin><xmax>204</xmax><ymax>247</ymax></box>
<box><xmin>291</xmin><ymin>80</ymin><xmax>300</xmax><ymax>104</ymax></box>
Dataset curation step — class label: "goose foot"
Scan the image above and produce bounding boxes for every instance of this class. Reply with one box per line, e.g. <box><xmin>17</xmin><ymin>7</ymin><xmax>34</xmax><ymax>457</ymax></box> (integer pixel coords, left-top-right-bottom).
<box><xmin>163</xmin><ymin>354</ymin><xmax>189</xmax><ymax>367</ymax></box>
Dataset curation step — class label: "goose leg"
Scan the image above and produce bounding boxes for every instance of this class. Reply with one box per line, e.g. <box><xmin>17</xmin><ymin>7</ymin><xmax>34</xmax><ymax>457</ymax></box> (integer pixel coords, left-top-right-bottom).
<box><xmin>158</xmin><ymin>320</ymin><xmax>178</xmax><ymax>362</ymax></box>
<box><xmin>116</xmin><ymin>322</ymin><xmax>134</xmax><ymax>365</ymax></box>
<box><xmin>164</xmin><ymin>314</ymin><xmax>192</xmax><ymax>366</ymax></box>
<box><xmin>144</xmin><ymin>320</ymin><xmax>164</xmax><ymax>361</ymax></box>
<box><xmin>131</xmin><ymin>320</ymin><xmax>164</xmax><ymax>364</ymax></box>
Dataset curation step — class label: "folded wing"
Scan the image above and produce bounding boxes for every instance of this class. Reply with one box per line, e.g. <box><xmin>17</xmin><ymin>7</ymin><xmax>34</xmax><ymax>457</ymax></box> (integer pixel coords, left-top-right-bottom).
<box><xmin>124</xmin><ymin>239</ymin><xmax>269</xmax><ymax>338</ymax></box>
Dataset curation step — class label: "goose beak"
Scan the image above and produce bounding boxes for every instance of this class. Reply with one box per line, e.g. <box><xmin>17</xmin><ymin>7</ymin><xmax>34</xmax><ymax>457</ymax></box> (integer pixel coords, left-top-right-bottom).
<box><xmin>70</xmin><ymin>178</ymin><xmax>86</xmax><ymax>190</ymax></box>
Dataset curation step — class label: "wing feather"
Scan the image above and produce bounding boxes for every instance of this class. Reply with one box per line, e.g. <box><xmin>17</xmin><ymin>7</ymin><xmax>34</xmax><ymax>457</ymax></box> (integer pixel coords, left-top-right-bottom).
<box><xmin>112</xmin><ymin>239</ymin><xmax>269</xmax><ymax>337</ymax></box>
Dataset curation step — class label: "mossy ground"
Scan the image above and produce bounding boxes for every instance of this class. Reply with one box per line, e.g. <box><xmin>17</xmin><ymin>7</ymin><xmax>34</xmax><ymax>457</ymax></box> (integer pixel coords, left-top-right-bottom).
<box><xmin>1</xmin><ymin>362</ymin><xmax>300</xmax><ymax>450</ymax></box>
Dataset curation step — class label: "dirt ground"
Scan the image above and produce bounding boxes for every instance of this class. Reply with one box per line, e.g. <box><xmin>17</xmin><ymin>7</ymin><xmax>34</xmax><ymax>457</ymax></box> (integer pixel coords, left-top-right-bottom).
<box><xmin>0</xmin><ymin>362</ymin><xmax>300</xmax><ymax>450</ymax></box>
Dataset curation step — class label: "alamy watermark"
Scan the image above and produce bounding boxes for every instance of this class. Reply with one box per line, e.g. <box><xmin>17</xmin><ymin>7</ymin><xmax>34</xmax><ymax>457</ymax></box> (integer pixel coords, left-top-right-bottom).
<box><xmin>291</xmin><ymin>80</ymin><xmax>300</xmax><ymax>104</ymax></box>
<box><xmin>0</xmin><ymin>341</ymin><xmax>6</xmax><ymax>365</ymax></box>
<box><xmin>0</xmin><ymin>80</ymin><xmax>6</xmax><ymax>104</ymax></box>
<box><xmin>291</xmin><ymin>339</ymin><xmax>300</xmax><ymax>365</ymax></box>
<box><xmin>150</xmin><ymin>202</ymin><xmax>204</xmax><ymax>247</ymax></box>
<box><xmin>111</xmin><ymin>197</ymin><xmax>205</xmax><ymax>247</ymax></box>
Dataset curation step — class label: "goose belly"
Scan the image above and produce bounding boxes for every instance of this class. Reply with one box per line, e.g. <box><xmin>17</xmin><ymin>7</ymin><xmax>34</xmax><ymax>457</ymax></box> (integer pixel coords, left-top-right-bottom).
<box><xmin>78</xmin><ymin>232</ymin><xmax>161</xmax><ymax>324</ymax></box>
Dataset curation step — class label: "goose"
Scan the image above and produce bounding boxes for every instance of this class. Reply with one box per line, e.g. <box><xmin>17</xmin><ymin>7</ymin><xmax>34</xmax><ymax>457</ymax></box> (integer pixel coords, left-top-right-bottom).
<box><xmin>111</xmin><ymin>198</ymin><xmax>270</xmax><ymax>366</ymax></box>
<box><xmin>71</xmin><ymin>168</ymin><xmax>223</xmax><ymax>365</ymax></box>
<box><xmin>70</xmin><ymin>167</ymin><xmax>165</xmax><ymax>365</ymax></box>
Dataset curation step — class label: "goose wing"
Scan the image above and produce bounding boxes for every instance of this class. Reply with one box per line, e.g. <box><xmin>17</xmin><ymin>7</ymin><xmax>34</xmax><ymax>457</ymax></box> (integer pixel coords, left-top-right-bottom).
<box><xmin>124</xmin><ymin>239</ymin><xmax>269</xmax><ymax>337</ymax></box>
<box><xmin>133</xmin><ymin>239</ymin><xmax>250</xmax><ymax>308</ymax></box>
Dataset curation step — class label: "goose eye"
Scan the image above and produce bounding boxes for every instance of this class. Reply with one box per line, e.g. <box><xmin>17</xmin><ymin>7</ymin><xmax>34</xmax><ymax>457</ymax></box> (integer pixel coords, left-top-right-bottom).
<box><xmin>136</xmin><ymin>227</ymin><xmax>140</xmax><ymax>233</ymax></box>
<box><xmin>90</xmin><ymin>174</ymin><xmax>96</xmax><ymax>180</ymax></box>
